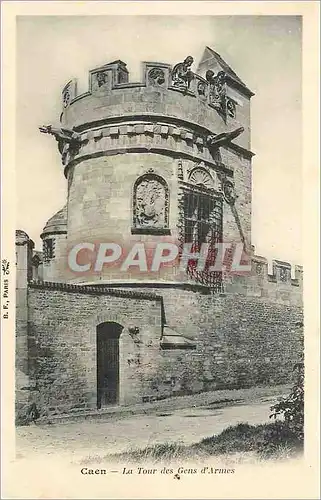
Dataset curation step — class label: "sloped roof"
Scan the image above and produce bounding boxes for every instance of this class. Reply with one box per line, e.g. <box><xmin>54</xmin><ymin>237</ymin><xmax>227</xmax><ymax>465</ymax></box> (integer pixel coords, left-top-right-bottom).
<box><xmin>15</xmin><ymin>229</ymin><xmax>30</xmax><ymax>243</ymax></box>
<box><xmin>41</xmin><ymin>205</ymin><xmax>67</xmax><ymax>238</ymax></box>
<box><xmin>161</xmin><ymin>326</ymin><xmax>196</xmax><ymax>350</ymax></box>
<box><xmin>198</xmin><ymin>46</ymin><xmax>254</xmax><ymax>96</ymax></box>
<box><xmin>15</xmin><ymin>229</ymin><xmax>35</xmax><ymax>247</ymax></box>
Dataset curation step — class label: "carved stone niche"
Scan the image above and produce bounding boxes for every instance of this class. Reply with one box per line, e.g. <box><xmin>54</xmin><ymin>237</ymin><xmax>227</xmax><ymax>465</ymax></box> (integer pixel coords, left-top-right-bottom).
<box><xmin>226</xmin><ymin>98</ymin><xmax>236</xmax><ymax>118</ymax></box>
<box><xmin>62</xmin><ymin>79</ymin><xmax>77</xmax><ymax>109</ymax></box>
<box><xmin>273</xmin><ymin>260</ymin><xmax>291</xmax><ymax>283</ymax></box>
<box><xmin>222</xmin><ymin>178</ymin><xmax>237</xmax><ymax>205</ymax></box>
<box><xmin>132</xmin><ymin>173</ymin><xmax>170</xmax><ymax>235</ymax></box>
<box><xmin>251</xmin><ymin>256</ymin><xmax>268</xmax><ymax>277</ymax></box>
<box><xmin>144</xmin><ymin>62</ymin><xmax>171</xmax><ymax>88</ymax></box>
<box><xmin>195</xmin><ymin>76</ymin><xmax>208</xmax><ymax>99</ymax></box>
<box><xmin>90</xmin><ymin>67</ymin><xmax>113</xmax><ymax>94</ymax></box>
<box><xmin>89</xmin><ymin>60</ymin><xmax>128</xmax><ymax>94</ymax></box>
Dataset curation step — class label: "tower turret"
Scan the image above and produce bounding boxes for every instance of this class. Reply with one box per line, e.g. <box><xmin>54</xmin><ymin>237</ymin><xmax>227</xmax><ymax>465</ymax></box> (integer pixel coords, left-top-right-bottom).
<box><xmin>40</xmin><ymin>49</ymin><xmax>254</xmax><ymax>288</ymax></box>
<box><xmin>41</xmin><ymin>205</ymin><xmax>67</xmax><ymax>282</ymax></box>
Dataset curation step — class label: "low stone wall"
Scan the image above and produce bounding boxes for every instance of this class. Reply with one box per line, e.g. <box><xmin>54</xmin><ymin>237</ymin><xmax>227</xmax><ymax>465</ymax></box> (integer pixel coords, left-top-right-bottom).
<box><xmin>16</xmin><ymin>283</ymin><xmax>303</xmax><ymax>418</ymax></box>
<box><xmin>148</xmin><ymin>289</ymin><xmax>303</xmax><ymax>397</ymax></box>
<box><xmin>25</xmin><ymin>286</ymin><xmax>163</xmax><ymax>415</ymax></box>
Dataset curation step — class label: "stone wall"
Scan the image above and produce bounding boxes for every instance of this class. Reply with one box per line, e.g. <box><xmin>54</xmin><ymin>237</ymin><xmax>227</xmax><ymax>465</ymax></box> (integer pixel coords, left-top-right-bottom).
<box><xmin>221</xmin><ymin>148</ymin><xmax>251</xmax><ymax>246</ymax></box>
<box><xmin>65</xmin><ymin>148</ymin><xmax>251</xmax><ymax>285</ymax></box>
<box><xmin>15</xmin><ymin>232</ymin><xmax>34</xmax><ymax>415</ymax></box>
<box><xmin>67</xmin><ymin>152</ymin><xmax>179</xmax><ymax>247</ymax></box>
<box><xmin>144</xmin><ymin>288</ymin><xmax>303</xmax><ymax>397</ymax></box>
<box><xmin>26</xmin><ymin>285</ymin><xmax>163</xmax><ymax>415</ymax></box>
<box><xmin>22</xmin><ymin>281</ymin><xmax>303</xmax><ymax>417</ymax></box>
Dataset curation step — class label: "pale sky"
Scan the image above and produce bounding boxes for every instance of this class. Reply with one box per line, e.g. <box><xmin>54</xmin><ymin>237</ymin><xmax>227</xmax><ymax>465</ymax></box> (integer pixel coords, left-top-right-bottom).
<box><xmin>16</xmin><ymin>15</ymin><xmax>302</xmax><ymax>269</ymax></box>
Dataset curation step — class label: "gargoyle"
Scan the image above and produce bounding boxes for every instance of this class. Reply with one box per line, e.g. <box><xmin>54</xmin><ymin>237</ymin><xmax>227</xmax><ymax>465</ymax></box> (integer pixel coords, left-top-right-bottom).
<box><xmin>39</xmin><ymin>125</ymin><xmax>82</xmax><ymax>164</ymax></box>
<box><xmin>207</xmin><ymin>126</ymin><xmax>244</xmax><ymax>150</ymax></box>
<box><xmin>39</xmin><ymin>125</ymin><xmax>81</xmax><ymax>152</ymax></box>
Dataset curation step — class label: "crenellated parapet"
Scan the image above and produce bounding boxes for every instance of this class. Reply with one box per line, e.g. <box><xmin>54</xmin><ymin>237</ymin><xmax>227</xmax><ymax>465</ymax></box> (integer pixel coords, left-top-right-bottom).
<box><xmin>226</xmin><ymin>254</ymin><xmax>303</xmax><ymax>305</ymax></box>
<box><xmin>40</xmin><ymin>57</ymin><xmax>254</xmax><ymax>172</ymax></box>
<box><xmin>61</xmin><ymin>57</ymin><xmax>253</xmax><ymax>119</ymax></box>
<box><xmin>251</xmin><ymin>255</ymin><xmax>303</xmax><ymax>287</ymax></box>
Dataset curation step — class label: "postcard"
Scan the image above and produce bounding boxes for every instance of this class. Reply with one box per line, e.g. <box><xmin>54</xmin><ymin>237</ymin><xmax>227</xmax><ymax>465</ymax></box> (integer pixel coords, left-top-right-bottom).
<box><xmin>1</xmin><ymin>2</ymin><xmax>320</xmax><ymax>499</ymax></box>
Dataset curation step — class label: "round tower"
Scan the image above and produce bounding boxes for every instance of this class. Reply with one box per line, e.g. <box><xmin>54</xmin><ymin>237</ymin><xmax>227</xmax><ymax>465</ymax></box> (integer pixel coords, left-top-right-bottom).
<box><xmin>40</xmin><ymin>205</ymin><xmax>67</xmax><ymax>282</ymax></box>
<box><xmin>40</xmin><ymin>51</ymin><xmax>254</xmax><ymax>287</ymax></box>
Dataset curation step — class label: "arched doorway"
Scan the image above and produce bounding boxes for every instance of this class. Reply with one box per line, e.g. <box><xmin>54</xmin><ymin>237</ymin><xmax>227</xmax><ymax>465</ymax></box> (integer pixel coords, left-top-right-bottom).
<box><xmin>96</xmin><ymin>322</ymin><xmax>123</xmax><ymax>408</ymax></box>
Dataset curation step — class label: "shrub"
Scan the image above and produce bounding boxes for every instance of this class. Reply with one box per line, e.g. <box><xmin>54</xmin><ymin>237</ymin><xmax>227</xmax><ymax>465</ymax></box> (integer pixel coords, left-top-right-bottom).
<box><xmin>196</xmin><ymin>423</ymin><xmax>263</xmax><ymax>454</ymax></box>
<box><xmin>197</xmin><ymin>421</ymin><xmax>303</xmax><ymax>459</ymax></box>
<box><xmin>15</xmin><ymin>402</ymin><xmax>40</xmax><ymax>426</ymax></box>
<box><xmin>269</xmin><ymin>360</ymin><xmax>304</xmax><ymax>441</ymax></box>
<box><xmin>257</xmin><ymin>421</ymin><xmax>303</xmax><ymax>459</ymax></box>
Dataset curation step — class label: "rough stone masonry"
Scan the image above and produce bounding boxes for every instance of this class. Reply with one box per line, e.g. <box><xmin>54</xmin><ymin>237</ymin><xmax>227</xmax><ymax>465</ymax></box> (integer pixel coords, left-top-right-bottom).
<box><xmin>16</xmin><ymin>47</ymin><xmax>303</xmax><ymax>419</ymax></box>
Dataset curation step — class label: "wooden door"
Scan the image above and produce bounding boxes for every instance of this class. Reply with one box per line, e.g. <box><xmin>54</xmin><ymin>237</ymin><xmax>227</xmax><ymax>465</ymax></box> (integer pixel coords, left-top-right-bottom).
<box><xmin>97</xmin><ymin>322</ymin><xmax>122</xmax><ymax>408</ymax></box>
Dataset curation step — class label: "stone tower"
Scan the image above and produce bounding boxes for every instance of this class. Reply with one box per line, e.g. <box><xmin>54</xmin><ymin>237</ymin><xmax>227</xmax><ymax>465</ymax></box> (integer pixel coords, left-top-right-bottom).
<box><xmin>14</xmin><ymin>49</ymin><xmax>303</xmax><ymax>417</ymax></box>
<box><xmin>40</xmin><ymin>49</ymin><xmax>254</xmax><ymax>288</ymax></box>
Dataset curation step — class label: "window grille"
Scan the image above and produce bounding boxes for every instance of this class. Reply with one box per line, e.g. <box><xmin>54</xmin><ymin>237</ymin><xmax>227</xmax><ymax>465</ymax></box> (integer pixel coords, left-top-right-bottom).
<box><xmin>43</xmin><ymin>238</ymin><xmax>54</xmax><ymax>262</ymax></box>
<box><xmin>183</xmin><ymin>188</ymin><xmax>223</xmax><ymax>291</ymax></box>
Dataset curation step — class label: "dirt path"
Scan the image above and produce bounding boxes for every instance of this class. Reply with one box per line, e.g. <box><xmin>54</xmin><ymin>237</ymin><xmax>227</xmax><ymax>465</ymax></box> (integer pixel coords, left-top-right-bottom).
<box><xmin>8</xmin><ymin>387</ymin><xmax>310</xmax><ymax>500</ymax></box>
<box><xmin>17</xmin><ymin>399</ymin><xmax>277</xmax><ymax>463</ymax></box>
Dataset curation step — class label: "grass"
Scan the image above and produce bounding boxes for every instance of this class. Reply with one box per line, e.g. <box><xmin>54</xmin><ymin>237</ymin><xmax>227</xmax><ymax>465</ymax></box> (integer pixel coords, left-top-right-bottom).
<box><xmin>88</xmin><ymin>421</ymin><xmax>303</xmax><ymax>466</ymax></box>
<box><xmin>194</xmin><ymin>421</ymin><xmax>303</xmax><ymax>459</ymax></box>
<box><xmin>79</xmin><ymin>442</ymin><xmax>192</xmax><ymax>465</ymax></box>
<box><xmin>112</xmin><ymin>443</ymin><xmax>190</xmax><ymax>463</ymax></box>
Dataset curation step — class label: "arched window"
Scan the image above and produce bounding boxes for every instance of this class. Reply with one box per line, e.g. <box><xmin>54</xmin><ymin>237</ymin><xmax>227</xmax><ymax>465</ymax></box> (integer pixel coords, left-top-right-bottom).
<box><xmin>132</xmin><ymin>173</ymin><xmax>170</xmax><ymax>234</ymax></box>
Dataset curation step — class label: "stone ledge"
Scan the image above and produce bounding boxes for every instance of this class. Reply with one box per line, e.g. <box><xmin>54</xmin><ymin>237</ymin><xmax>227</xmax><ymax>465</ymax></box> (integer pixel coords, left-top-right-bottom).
<box><xmin>64</xmin><ymin>145</ymin><xmax>234</xmax><ymax>178</ymax></box>
<box><xmin>28</xmin><ymin>279</ymin><xmax>221</xmax><ymax>296</ymax></box>
<box><xmin>74</xmin><ymin>116</ymin><xmax>254</xmax><ymax>159</ymax></box>
<box><xmin>59</xmin><ymin>116</ymin><xmax>254</xmax><ymax>171</ymax></box>
<box><xmin>131</xmin><ymin>227</ymin><xmax>171</xmax><ymax>236</ymax></box>
<box><xmin>28</xmin><ymin>280</ymin><xmax>163</xmax><ymax>301</ymax></box>
<box><xmin>62</xmin><ymin>280</ymin><xmax>217</xmax><ymax>295</ymax></box>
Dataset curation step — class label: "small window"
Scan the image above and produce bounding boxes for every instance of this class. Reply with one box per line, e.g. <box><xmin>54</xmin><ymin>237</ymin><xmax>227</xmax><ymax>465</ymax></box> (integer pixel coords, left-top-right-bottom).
<box><xmin>43</xmin><ymin>238</ymin><xmax>55</xmax><ymax>261</ymax></box>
